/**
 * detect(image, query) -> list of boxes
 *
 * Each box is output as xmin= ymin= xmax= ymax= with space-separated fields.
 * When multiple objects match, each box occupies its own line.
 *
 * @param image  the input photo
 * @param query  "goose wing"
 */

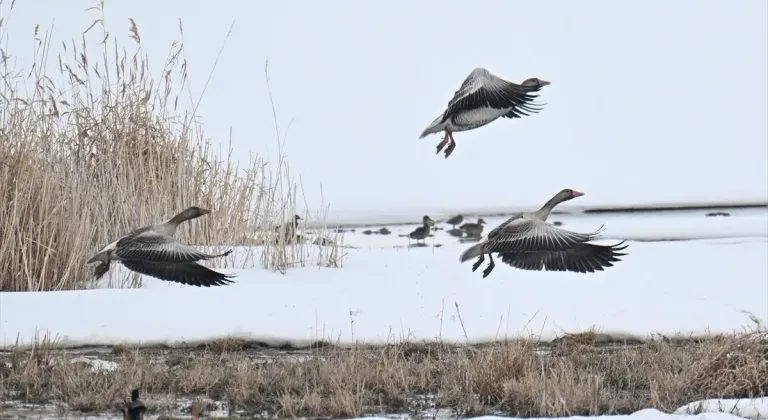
xmin=484 ymin=218 xmax=604 ymax=254
xmin=115 ymin=230 xmax=229 ymax=263
xmin=501 ymin=101 xmax=546 ymax=119
xmin=121 ymin=260 xmax=235 ymax=287
xmin=442 ymin=68 xmax=544 ymax=120
xmin=498 ymin=241 xmax=629 ymax=273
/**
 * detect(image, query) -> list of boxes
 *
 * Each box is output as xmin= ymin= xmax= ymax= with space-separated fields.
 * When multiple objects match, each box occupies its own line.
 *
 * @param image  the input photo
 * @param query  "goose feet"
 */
xmin=471 ymin=255 xmax=485 ymax=272
xmin=436 ymin=136 xmax=449 ymax=154
xmin=443 ymin=141 xmax=456 ymax=158
xmin=94 ymin=260 xmax=111 ymax=280
xmin=436 ymin=132 xmax=456 ymax=158
xmin=482 ymin=254 xmax=496 ymax=278
xmin=472 ymin=254 xmax=495 ymax=278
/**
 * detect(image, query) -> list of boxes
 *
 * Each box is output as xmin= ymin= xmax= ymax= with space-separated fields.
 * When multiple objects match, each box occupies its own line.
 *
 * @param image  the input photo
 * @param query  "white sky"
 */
xmin=3 ymin=0 xmax=767 ymax=217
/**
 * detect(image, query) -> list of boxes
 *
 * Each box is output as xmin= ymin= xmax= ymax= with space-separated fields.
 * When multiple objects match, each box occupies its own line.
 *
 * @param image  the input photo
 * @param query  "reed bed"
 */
xmin=0 ymin=1 xmax=341 ymax=291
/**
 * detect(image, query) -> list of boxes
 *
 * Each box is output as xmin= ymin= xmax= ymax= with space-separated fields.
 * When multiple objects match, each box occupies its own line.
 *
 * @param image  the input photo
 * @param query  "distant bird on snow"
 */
xmin=460 ymin=218 xmax=487 ymax=238
xmin=443 ymin=214 xmax=464 ymax=229
xmin=404 ymin=215 xmax=436 ymax=245
xmin=419 ymin=67 xmax=551 ymax=158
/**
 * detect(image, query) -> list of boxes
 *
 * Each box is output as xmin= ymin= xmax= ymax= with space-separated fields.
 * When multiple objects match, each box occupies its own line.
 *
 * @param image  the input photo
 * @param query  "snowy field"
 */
xmin=1 ymin=206 xmax=766 ymax=350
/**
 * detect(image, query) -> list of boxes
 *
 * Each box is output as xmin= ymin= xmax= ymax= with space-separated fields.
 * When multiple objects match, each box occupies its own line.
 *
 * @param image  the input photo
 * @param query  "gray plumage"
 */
xmin=444 ymin=214 xmax=464 ymax=228
xmin=420 ymin=67 xmax=551 ymax=158
xmin=275 ymin=214 xmax=302 ymax=243
xmin=87 ymin=206 xmax=234 ymax=287
xmin=459 ymin=189 xmax=628 ymax=278
xmin=407 ymin=215 xmax=436 ymax=244
xmin=459 ymin=218 xmax=487 ymax=237
xmin=122 ymin=389 xmax=146 ymax=420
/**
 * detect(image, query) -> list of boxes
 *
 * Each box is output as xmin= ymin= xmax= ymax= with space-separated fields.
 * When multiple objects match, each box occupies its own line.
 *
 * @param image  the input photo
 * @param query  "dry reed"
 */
xmin=0 ymin=2 xmax=341 ymax=291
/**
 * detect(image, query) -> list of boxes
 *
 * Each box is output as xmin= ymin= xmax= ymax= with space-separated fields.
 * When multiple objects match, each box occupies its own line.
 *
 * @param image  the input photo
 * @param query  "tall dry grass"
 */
xmin=0 ymin=2 xmax=341 ymax=291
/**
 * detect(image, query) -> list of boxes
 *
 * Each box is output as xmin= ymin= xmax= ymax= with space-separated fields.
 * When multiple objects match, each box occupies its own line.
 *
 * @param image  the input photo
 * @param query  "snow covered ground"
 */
xmin=674 ymin=397 xmax=768 ymax=420
xmin=1 ymin=207 xmax=766 ymax=350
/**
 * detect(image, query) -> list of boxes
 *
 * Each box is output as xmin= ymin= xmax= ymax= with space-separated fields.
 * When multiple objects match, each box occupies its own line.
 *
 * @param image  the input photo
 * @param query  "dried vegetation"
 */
xmin=0 ymin=2 xmax=341 ymax=291
xmin=0 ymin=332 xmax=765 ymax=418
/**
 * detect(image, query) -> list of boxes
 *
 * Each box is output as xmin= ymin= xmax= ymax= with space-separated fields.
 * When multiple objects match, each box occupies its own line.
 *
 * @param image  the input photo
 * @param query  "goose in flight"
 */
xmin=419 ymin=67 xmax=550 ymax=158
xmin=87 ymin=206 xmax=235 ymax=287
xmin=459 ymin=189 xmax=628 ymax=278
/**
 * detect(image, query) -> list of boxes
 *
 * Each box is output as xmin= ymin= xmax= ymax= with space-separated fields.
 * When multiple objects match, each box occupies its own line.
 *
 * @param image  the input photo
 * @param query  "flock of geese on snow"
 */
xmin=86 ymin=67 xmax=629 ymax=287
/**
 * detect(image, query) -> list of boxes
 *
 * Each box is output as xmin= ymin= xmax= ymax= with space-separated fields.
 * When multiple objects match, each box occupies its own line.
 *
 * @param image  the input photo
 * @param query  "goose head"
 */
xmin=168 ymin=206 xmax=211 ymax=225
xmin=555 ymin=188 xmax=584 ymax=204
xmin=521 ymin=77 xmax=551 ymax=90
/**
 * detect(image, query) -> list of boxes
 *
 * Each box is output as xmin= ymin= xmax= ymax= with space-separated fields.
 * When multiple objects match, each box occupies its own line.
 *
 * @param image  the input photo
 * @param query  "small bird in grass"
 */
xmin=121 ymin=389 xmax=146 ymax=420
xmin=275 ymin=214 xmax=302 ymax=243
xmin=419 ymin=67 xmax=551 ymax=158
xmin=459 ymin=189 xmax=629 ymax=278
xmin=87 ymin=206 xmax=235 ymax=287
xmin=405 ymin=215 xmax=436 ymax=245
xmin=459 ymin=218 xmax=487 ymax=238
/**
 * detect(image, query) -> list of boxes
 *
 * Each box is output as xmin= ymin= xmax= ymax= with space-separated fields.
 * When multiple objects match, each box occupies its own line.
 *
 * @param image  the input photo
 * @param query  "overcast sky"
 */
xmin=3 ymin=0 xmax=767 ymax=218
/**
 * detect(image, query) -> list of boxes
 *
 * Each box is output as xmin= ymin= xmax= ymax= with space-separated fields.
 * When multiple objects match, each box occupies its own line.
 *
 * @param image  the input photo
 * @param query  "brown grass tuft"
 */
xmin=0 ymin=3 xmax=341 ymax=291
xmin=689 ymin=333 xmax=768 ymax=398
xmin=204 ymin=337 xmax=245 ymax=353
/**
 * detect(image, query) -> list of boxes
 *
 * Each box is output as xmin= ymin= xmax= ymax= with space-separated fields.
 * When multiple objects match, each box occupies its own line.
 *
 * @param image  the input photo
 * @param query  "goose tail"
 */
xmin=459 ymin=241 xmax=487 ymax=263
xmin=86 ymin=251 xmax=107 ymax=264
xmin=419 ymin=114 xmax=446 ymax=139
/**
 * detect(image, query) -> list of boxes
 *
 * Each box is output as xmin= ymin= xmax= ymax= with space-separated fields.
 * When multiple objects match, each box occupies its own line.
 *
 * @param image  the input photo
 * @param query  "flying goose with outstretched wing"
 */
xmin=419 ymin=67 xmax=550 ymax=158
